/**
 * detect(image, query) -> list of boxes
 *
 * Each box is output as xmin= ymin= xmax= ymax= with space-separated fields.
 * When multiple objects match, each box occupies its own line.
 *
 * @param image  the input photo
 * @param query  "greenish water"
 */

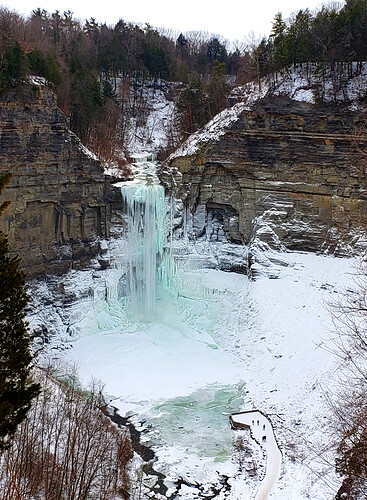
xmin=147 ymin=382 xmax=246 ymax=462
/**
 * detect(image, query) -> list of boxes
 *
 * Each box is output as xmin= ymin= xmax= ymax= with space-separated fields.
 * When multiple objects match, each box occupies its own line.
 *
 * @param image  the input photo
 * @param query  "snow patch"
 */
xmin=79 ymin=142 xmax=100 ymax=162
xmin=28 ymin=75 xmax=47 ymax=87
xmin=169 ymin=101 xmax=248 ymax=160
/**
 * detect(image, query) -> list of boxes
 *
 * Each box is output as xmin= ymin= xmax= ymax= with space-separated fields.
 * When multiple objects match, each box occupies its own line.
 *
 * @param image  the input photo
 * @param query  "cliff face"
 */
xmin=0 ymin=81 xmax=111 ymax=277
xmin=163 ymin=97 xmax=367 ymax=254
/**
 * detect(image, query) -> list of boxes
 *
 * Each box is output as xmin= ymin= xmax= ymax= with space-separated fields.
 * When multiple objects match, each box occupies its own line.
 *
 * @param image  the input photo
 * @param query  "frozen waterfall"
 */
xmin=121 ymin=179 xmax=168 ymax=321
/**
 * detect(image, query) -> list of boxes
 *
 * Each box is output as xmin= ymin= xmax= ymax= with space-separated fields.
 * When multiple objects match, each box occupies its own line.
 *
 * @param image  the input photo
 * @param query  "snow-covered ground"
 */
xmin=119 ymin=79 xmax=181 ymax=158
xmin=33 ymin=240 xmax=358 ymax=499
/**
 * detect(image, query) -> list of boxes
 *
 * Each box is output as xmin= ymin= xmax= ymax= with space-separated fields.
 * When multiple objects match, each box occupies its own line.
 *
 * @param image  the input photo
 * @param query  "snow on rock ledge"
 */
xmin=169 ymin=101 xmax=249 ymax=160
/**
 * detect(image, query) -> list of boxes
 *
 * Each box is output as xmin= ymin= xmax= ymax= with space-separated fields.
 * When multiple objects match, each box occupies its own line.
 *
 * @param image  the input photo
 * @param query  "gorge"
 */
xmin=0 ymin=73 xmax=366 ymax=499
xmin=2 ymin=78 xmax=366 ymax=280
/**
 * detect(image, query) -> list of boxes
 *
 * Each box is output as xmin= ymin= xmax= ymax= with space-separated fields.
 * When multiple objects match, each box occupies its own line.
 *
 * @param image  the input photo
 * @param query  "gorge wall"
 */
xmin=0 ymin=80 xmax=111 ymax=277
xmin=163 ymin=96 xmax=367 ymax=255
xmin=2 ymin=82 xmax=367 ymax=280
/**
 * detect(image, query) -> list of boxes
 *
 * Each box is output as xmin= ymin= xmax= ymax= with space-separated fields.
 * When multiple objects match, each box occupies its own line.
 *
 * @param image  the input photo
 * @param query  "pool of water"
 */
xmin=147 ymin=382 xmax=246 ymax=462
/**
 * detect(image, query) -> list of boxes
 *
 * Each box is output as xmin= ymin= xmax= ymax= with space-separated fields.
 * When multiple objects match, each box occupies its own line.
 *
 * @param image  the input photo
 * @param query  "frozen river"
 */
xmin=63 ymin=265 xmax=252 ymax=497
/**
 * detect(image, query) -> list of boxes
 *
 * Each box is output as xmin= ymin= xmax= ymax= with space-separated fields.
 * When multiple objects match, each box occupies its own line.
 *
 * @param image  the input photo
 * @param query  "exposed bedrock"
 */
xmin=162 ymin=97 xmax=367 ymax=254
xmin=0 ymin=82 xmax=114 ymax=277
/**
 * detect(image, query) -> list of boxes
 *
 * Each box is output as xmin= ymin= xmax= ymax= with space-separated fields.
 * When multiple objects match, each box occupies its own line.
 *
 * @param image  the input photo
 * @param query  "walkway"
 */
xmin=230 ymin=410 xmax=282 ymax=500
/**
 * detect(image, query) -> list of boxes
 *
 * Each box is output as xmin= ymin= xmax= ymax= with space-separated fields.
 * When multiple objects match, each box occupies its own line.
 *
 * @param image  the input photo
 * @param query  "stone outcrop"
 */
xmin=162 ymin=96 xmax=367 ymax=254
xmin=0 ymin=81 xmax=111 ymax=277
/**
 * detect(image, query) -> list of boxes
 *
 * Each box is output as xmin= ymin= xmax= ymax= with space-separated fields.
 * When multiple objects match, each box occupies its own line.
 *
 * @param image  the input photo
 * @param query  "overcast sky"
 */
xmin=6 ymin=0 xmax=339 ymax=42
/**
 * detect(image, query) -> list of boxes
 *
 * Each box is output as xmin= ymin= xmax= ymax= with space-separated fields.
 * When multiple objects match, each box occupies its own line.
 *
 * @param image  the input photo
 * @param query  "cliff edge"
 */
xmin=0 ymin=79 xmax=111 ymax=277
xmin=163 ymin=95 xmax=367 ymax=255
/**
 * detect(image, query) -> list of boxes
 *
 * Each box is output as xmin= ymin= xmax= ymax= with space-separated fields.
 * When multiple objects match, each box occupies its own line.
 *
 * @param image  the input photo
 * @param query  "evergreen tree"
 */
xmin=271 ymin=12 xmax=287 ymax=38
xmin=0 ymin=41 xmax=29 ymax=92
xmin=270 ymin=12 xmax=289 ymax=70
xmin=142 ymin=41 xmax=171 ymax=78
xmin=142 ymin=26 xmax=172 ymax=79
xmin=28 ymin=49 xmax=62 ymax=86
xmin=293 ymin=10 xmax=314 ymax=63
xmin=206 ymin=61 xmax=229 ymax=117
xmin=177 ymin=73 xmax=209 ymax=135
xmin=251 ymin=37 xmax=272 ymax=80
xmin=206 ymin=37 xmax=228 ymax=67
xmin=176 ymin=33 xmax=189 ymax=62
xmin=0 ymin=174 xmax=40 ymax=450
xmin=344 ymin=0 xmax=367 ymax=62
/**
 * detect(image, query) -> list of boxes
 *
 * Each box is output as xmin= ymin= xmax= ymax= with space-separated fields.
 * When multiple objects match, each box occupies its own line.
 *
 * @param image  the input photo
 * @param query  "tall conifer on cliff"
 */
xmin=0 ymin=173 xmax=39 ymax=450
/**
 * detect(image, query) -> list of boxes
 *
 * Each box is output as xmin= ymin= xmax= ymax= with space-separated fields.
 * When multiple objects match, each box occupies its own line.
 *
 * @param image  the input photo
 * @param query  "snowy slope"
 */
xmin=120 ymin=79 xmax=181 ymax=158
xmin=169 ymin=62 xmax=367 ymax=161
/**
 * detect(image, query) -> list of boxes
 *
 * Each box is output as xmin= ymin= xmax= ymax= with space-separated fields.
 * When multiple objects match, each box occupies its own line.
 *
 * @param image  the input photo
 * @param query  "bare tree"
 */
xmin=0 ymin=365 xmax=133 ymax=500
xmin=327 ymin=258 xmax=367 ymax=499
xmin=245 ymin=31 xmax=265 ymax=90
xmin=0 ymin=8 xmax=28 ymax=52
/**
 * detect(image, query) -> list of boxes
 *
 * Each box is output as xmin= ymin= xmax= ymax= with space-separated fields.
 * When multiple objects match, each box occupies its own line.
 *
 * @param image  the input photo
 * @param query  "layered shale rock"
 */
xmin=0 ymin=80 xmax=111 ymax=277
xmin=162 ymin=96 xmax=367 ymax=255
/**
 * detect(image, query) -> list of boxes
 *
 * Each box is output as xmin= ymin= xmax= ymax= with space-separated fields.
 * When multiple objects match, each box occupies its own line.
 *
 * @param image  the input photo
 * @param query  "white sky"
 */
xmin=6 ymin=0 xmax=340 ymax=42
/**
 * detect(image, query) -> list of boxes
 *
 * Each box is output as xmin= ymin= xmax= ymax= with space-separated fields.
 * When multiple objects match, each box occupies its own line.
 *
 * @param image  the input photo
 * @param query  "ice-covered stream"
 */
xmin=32 ymin=157 xmax=359 ymax=498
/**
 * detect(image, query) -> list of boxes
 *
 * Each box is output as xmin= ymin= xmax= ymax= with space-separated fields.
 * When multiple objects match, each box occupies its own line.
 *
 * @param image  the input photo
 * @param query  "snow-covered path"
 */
xmin=231 ymin=411 xmax=282 ymax=500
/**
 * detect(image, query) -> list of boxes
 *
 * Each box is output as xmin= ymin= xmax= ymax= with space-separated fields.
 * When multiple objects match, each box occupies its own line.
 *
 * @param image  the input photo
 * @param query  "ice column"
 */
xmin=121 ymin=182 xmax=166 ymax=320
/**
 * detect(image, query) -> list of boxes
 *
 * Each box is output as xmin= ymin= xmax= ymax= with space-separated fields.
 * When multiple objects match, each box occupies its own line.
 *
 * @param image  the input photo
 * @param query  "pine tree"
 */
xmin=206 ymin=37 xmax=228 ymax=67
xmin=270 ymin=12 xmax=290 ymax=70
xmin=0 ymin=41 xmax=29 ymax=92
xmin=176 ymin=33 xmax=188 ymax=62
xmin=207 ymin=61 xmax=229 ymax=118
xmin=0 ymin=174 xmax=40 ymax=450
xmin=271 ymin=12 xmax=287 ymax=38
